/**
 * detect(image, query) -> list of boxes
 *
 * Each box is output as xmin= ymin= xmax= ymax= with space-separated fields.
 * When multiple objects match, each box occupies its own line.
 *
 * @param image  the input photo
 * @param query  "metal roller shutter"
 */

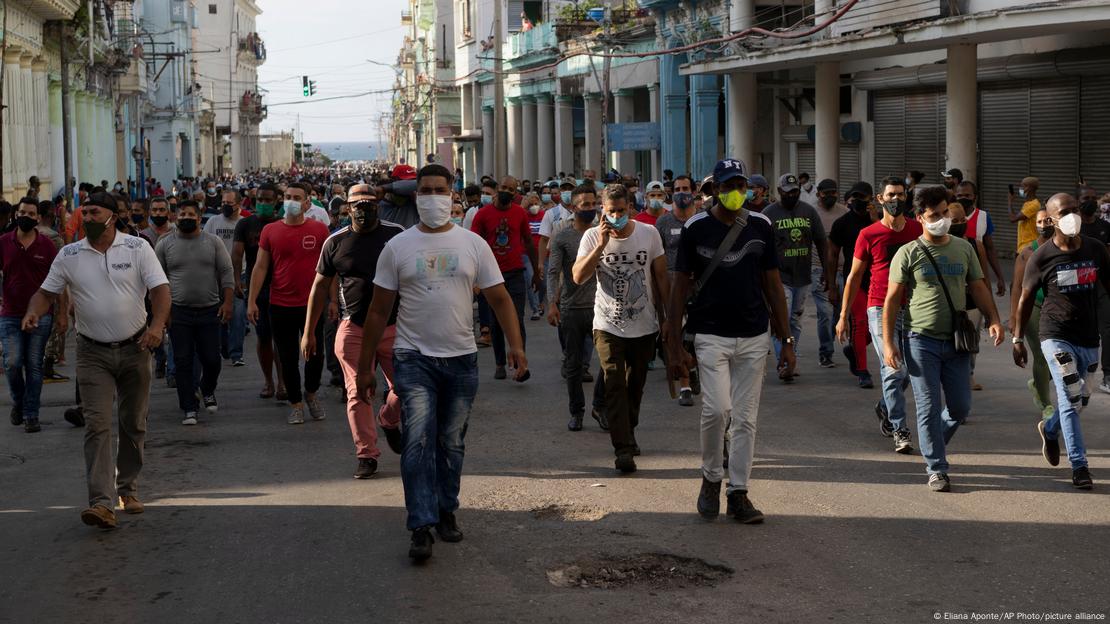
xmin=839 ymin=144 xmax=860 ymax=186
xmin=1080 ymin=76 xmax=1110 ymax=194
xmin=872 ymin=91 xmax=905 ymax=187
xmin=904 ymin=91 xmax=945 ymax=185
xmin=1029 ymin=78 xmax=1080 ymax=199
xmin=978 ymin=83 xmax=1029 ymax=258
xmin=797 ymin=144 xmax=815 ymax=181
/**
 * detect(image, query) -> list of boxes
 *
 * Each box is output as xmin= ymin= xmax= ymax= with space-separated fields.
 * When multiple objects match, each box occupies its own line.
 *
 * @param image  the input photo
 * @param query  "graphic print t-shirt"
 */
xmin=470 ymin=204 xmax=529 ymax=273
xmin=576 ymin=221 xmax=665 ymax=338
xmin=854 ymin=218 xmax=923 ymax=308
xmin=1022 ymin=236 xmax=1110 ymax=348
xmin=761 ymin=200 xmax=826 ymax=287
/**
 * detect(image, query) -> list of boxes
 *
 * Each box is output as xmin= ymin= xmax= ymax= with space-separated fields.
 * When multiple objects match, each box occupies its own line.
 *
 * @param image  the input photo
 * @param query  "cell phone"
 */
xmin=1008 ymin=184 xmax=1015 ymax=195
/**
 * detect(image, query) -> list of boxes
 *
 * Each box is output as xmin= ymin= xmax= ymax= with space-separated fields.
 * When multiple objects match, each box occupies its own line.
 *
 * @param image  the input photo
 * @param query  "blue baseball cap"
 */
xmin=749 ymin=174 xmax=769 ymax=189
xmin=713 ymin=159 xmax=748 ymax=184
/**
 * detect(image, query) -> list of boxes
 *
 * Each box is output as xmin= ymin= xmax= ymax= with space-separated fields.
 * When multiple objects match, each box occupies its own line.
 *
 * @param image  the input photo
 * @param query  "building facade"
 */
xmin=392 ymin=0 xmax=458 ymax=169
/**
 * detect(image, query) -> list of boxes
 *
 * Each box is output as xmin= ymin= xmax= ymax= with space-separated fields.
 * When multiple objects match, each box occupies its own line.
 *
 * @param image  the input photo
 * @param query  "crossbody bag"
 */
xmin=914 ymin=239 xmax=980 ymax=354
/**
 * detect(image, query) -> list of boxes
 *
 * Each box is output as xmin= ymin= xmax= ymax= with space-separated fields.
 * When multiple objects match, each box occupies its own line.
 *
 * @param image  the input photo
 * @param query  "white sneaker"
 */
xmin=306 ymin=395 xmax=326 ymax=421
xmin=1100 ymin=377 xmax=1110 ymax=395
xmin=288 ymin=407 xmax=305 ymax=425
xmin=182 ymin=412 xmax=198 ymax=426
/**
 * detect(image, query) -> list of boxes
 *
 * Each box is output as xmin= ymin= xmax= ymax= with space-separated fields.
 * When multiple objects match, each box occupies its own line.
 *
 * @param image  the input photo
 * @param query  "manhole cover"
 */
xmin=547 ymin=553 xmax=733 ymax=589
xmin=0 ymin=453 xmax=26 ymax=467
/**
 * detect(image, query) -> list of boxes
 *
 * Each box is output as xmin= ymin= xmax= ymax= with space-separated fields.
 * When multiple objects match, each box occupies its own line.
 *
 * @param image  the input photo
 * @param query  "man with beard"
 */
xmin=233 ymin=182 xmax=285 ymax=400
xmin=942 ymin=168 xmax=963 ymax=192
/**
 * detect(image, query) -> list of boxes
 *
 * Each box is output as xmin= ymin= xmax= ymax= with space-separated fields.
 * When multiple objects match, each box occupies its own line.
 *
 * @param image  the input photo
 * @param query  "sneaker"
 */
xmin=118 ymin=495 xmax=144 ymax=514
xmin=1072 ymin=466 xmax=1093 ymax=490
xmin=875 ymin=401 xmax=893 ymax=437
xmin=354 ymin=458 xmax=378 ymax=479
xmin=858 ymin=373 xmax=874 ymax=389
xmin=689 ymin=368 xmax=701 ymax=395
xmin=1042 ymin=404 xmax=1056 ymax=420
xmin=435 ymin=511 xmax=464 ymax=542
xmin=727 ymin=491 xmax=764 ymax=524
xmin=972 ymin=378 xmax=983 ymax=391
xmin=697 ymin=477 xmax=721 ymax=519
xmin=166 ymin=375 xmax=176 ymax=388
xmin=893 ymin=429 xmax=914 ymax=454
xmin=646 ymin=359 xmax=657 ymax=371
xmin=43 ymin=371 xmax=69 ymax=383
xmin=24 ymin=420 xmax=41 ymax=433
xmin=615 ymin=454 xmax=637 ymax=474
xmin=276 ymin=389 xmax=288 ymax=402
xmin=306 ymin=395 xmax=326 ymax=421
xmin=567 ymin=414 xmax=583 ymax=431
xmin=819 ymin=355 xmax=836 ymax=368
xmin=232 ymin=359 xmax=246 ymax=367
xmin=494 ymin=366 xmax=507 ymax=380
xmin=1037 ymin=420 xmax=1060 ymax=467
xmin=203 ymin=395 xmax=218 ymax=414
xmin=530 ymin=311 xmax=542 ymax=321
xmin=409 ymin=527 xmax=435 ymax=561
xmin=591 ymin=407 xmax=610 ymax=431
xmin=1100 ymin=377 xmax=1110 ymax=395
xmin=383 ymin=426 xmax=403 ymax=454
xmin=80 ymin=504 xmax=118 ymax=530
xmin=678 ymin=388 xmax=695 ymax=407
xmin=928 ymin=473 xmax=951 ymax=492
xmin=582 ymin=371 xmax=594 ymax=383
xmin=63 ymin=407 xmax=85 ymax=428
xmin=287 ymin=407 xmax=305 ymax=425
xmin=9 ymin=405 xmax=22 ymax=427
xmin=182 ymin=412 xmax=198 ymax=426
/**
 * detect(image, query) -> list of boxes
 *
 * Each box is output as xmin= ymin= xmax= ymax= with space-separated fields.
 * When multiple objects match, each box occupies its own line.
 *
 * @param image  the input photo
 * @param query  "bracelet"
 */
xmin=1011 ymin=336 xmax=1024 ymax=344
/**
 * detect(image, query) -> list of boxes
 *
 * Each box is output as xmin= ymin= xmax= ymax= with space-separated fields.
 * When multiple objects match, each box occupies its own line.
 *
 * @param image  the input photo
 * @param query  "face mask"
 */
xmin=481 ymin=194 xmax=493 ymax=205
xmin=450 ymin=216 xmax=463 ymax=226
xmin=923 ymin=217 xmax=952 ymax=237
xmin=948 ymin=222 xmax=968 ymax=238
xmin=84 ymin=216 xmax=112 ymax=241
xmin=255 ymin=202 xmax=275 ymax=219
xmin=561 ymin=191 xmax=572 ymax=204
xmin=1079 ymin=200 xmax=1098 ymax=217
xmin=745 ymin=190 xmax=756 ymax=202
xmin=648 ymin=198 xmax=663 ymax=211
xmin=541 ymin=194 xmax=551 ymax=204
xmin=1018 ymin=188 xmax=1027 ymax=199
xmin=16 ymin=216 xmax=37 ymax=233
xmin=131 ymin=214 xmax=145 ymax=225
xmin=882 ymin=200 xmax=905 ymax=218
xmin=496 ymin=191 xmax=514 ymax=208
xmin=351 ymin=202 xmax=378 ymax=229
xmin=605 ymin=213 xmax=629 ymax=230
xmin=577 ymin=209 xmax=597 ymax=222
xmin=177 ymin=218 xmax=199 ymax=234
xmin=957 ymin=198 xmax=975 ymax=211
xmin=849 ymin=198 xmax=869 ymax=214
xmin=1057 ymin=212 xmax=1082 ymax=237
xmin=207 ymin=188 xmax=216 ymax=196
xmin=904 ymin=177 xmax=912 ymax=187
xmin=820 ymin=195 xmax=838 ymax=209
xmin=416 ymin=194 xmax=453 ymax=228
xmin=221 ymin=204 xmax=236 ymax=218
xmin=1038 ymin=225 xmax=1055 ymax=239
xmin=528 ymin=205 xmax=540 ymax=215
xmin=780 ymin=194 xmax=799 ymax=209
xmin=719 ymin=190 xmax=747 ymax=212
xmin=283 ymin=199 xmax=303 ymax=218
xmin=151 ymin=215 xmax=168 ymax=227
xmin=672 ymin=192 xmax=693 ymax=211
xmin=113 ymin=184 xmax=123 ymax=192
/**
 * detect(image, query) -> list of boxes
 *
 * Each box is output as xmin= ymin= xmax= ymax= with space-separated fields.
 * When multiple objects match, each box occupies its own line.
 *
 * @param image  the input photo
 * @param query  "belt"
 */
xmin=78 ymin=328 xmax=146 ymax=349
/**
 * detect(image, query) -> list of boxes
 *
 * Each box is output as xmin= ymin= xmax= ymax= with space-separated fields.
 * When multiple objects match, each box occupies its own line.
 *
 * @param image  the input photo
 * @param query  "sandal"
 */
xmin=275 ymin=389 xmax=288 ymax=402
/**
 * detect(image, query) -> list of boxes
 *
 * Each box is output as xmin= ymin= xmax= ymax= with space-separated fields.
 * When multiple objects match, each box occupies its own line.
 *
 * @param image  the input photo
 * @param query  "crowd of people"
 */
xmin=2 ymin=156 xmax=1109 ymax=562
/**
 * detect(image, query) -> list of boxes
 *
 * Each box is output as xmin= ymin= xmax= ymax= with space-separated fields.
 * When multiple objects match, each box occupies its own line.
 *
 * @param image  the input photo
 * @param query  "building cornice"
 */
xmin=12 ymin=0 xmax=81 ymax=21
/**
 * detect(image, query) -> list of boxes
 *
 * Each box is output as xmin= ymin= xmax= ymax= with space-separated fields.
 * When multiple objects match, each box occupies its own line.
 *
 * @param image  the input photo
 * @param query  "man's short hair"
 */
xmin=131 ymin=198 xmax=150 ymax=211
xmin=257 ymin=182 xmax=278 ymax=195
xmin=222 ymin=188 xmax=241 ymax=202
xmin=463 ymin=184 xmax=481 ymax=196
xmin=913 ymin=185 xmax=949 ymax=214
xmin=286 ymin=181 xmax=311 ymax=196
xmin=17 ymin=196 xmax=37 ymax=209
xmin=879 ymin=176 xmax=906 ymax=193
xmin=177 ymin=200 xmax=201 ymax=215
xmin=38 ymin=200 xmax=54 ymax=218
xmin=956 ymin=180 xmax=978 ymax=195
xmin=601 ymin=184 xmax=629 ymax=204
xmin=571 ymin=184 xmax=596 ymax=200
xmin=908 ymin=171 xmax=925 ymax=184
xmin=417 ymin=164 xmax=454 ymax=185
xmin=1022 ymin=176 xmax=1040 ymax=189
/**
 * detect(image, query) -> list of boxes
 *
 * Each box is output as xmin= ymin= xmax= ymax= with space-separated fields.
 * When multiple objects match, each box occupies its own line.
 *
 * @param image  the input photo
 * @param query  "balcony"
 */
xmin=239 ymin=91 xmax=266 ymax=123
xmin=117 ymin=56 xmax=148 ymax=95
xmin=506 ymin=21 xmax=558 ymax=59
xmin=238 ymin=32 xmax=267 ymax=65
xmin=401 ymin=9 xmax=412 ymax=25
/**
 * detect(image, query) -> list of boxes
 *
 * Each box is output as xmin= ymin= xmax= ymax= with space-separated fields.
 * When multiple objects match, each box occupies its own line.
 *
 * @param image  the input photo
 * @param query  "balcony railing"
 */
xmin=238 ymin=32 xmax=267 ymax=63
xmin=506 ymin=21 xmax=557 ymax=59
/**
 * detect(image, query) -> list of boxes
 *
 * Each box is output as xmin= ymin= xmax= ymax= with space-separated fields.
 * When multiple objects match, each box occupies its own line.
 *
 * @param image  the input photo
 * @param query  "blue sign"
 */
xmin=607 ymin=122 xmax=661 ymax=152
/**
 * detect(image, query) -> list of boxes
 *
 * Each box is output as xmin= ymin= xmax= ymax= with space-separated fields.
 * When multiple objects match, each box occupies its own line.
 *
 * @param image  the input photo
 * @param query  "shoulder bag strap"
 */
xmin=914 ymin=238 xmax=958 ymax=317
xmin=695 ymin=210 xmax=749 ymax=293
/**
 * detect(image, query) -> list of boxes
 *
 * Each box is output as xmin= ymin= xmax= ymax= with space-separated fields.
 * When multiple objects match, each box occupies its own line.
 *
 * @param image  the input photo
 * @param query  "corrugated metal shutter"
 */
xmin=797 ymin=144 xmax=815 ymax=180
xmin=872 ymin=91 xmax=905 ymax=188
xmin=978 ymin=83 xmax=1029 ymax=259
xmin=1030 ymin=78 xmax=1079 ymax=200
xmin=840 ymin=144 xmax=860 ymax=185
xmin=904 ymin=91 xmax=945 ymax=185
xmin=1080 ymin=76 xmax=1110 ymax=193
xmin=508 ymin=0 xmax=524 ymax=32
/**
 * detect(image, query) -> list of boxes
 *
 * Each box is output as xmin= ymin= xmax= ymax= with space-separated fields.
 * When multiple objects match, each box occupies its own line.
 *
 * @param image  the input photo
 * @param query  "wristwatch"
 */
xmin=1012 ymin=336 xmax=1024 ymax=345
xmin=782 ymin=337 xmax=796 ymax=346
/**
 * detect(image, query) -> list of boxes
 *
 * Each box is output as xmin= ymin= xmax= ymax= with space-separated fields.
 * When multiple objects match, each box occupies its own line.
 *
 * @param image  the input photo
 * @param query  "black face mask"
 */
xmin=221 ymin=204 xmax=236 ymax=218
xmin=576 ymin=209 xmax=597 ymax=222
xmin=1039 ymin=225 xmax=1055 ymax=239
xmin=131 ymin=214 xmax=145 ymax=224
xmin=497 ymin=191 xmax=514 ymax=208
xmin=672 ymin=192 xmax=693 ymax=211
xmin=351 ymin=202 xmax=378 ymax=231
xmin=957 ymin=197 xmax=975 ymax=211
xmin=882 ymin=200 xmax=907 ymax=217
xmin=849 ymin=198 xmax=870 ymax=214
xmin=151 ymin=215 xmax=168 ymax=227
xmin=1080 ymin=200 xmax=1098 ymax=217
xmin=16 ymin=216 xmax=37 ymax=233
xmin=820 ymin=194 xmax=838 ymax=209
xmin=177 ymin=218 xmax=198 ymax=233
xmin=949 ymin=222 xmax=968 ymax=239
xmin=780 ymin=194 xmax=800 ymax=209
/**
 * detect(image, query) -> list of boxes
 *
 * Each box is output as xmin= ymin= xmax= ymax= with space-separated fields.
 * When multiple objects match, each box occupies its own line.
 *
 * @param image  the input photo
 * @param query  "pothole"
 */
xmin=531 ymin=503 xmax=607 ymax=522
xmin=0 ymin=453 xmax=25 ymax=467
xmin=546 ymin=553 xmax=733 ymax=590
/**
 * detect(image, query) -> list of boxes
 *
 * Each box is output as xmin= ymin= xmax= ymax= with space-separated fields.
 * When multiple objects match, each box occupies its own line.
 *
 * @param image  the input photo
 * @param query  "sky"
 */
xmin=256 ymin=0 xmax=409 ymax=143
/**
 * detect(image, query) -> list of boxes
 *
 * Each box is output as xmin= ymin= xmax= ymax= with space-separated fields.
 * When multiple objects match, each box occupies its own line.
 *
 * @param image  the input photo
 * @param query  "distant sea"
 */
xmin=310 ymin=141 xmax=386 ymax=162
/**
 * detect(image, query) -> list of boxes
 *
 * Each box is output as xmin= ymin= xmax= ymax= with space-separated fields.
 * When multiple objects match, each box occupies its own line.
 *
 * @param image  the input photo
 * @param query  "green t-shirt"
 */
xmin=890 ymin=235 xmax=984 ymax=340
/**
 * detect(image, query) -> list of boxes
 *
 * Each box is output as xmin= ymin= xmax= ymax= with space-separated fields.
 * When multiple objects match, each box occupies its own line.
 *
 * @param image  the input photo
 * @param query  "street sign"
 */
xmin=606 ymin=122 xmax=660 ymax=151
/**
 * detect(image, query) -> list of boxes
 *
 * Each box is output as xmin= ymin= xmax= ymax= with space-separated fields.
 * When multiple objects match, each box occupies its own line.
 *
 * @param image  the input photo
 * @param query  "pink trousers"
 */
xmin=334 ymin=320 xmax=402 ymax=459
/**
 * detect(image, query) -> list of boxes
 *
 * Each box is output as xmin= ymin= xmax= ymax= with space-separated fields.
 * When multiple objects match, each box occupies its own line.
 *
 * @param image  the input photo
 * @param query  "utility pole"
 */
xmin=600 ymin=15 xmax=612 ymax=174
xmin=492 ymin=0 xmax=506 ymax=179
xmin=0 ymin=0 xmax=8 ymax=192
xmin=61 ymin=23 xmax=74 ymax=215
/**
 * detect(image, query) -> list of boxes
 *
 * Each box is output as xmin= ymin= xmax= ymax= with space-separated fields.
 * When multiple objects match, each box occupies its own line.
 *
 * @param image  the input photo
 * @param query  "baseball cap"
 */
xmin=941 ymin=168 xmax=963 ymax=179
xmin=712 ymin=159 xmax=748 ymax=184
xmin=816 ymin=178 xmax=838 ymax=192
xmin=645 ymin=180 xmax=665 ymax=192
xmin=748 ymin=174 xmax=769 ymax=189
xmin=845 ymin=181 xmax=873 ymax=200
xmin=778 ymin=173 xmax=800 ymax=192
xmin=560 ymin=177 xmax=577 ymax=188
xmin=391 ymin=164 xmax=417 ymax=180
xmin=347 ymin=184 xmax=377 ymax=202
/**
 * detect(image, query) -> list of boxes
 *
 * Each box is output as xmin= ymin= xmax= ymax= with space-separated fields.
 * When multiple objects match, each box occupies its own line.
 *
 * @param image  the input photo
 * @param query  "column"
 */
xmin=946 ymin=43 xmax=977 ymax=185
xmin=481 ymin=105 xmax=494 ymax=176
xmin=555 ymin=95 xmax=574 ymax=176
xmin=506 ymin=96 xmax=521 ymax=179
xmin=535 ymin=93 xmax=554 ymax=181
xmin=65 ymin=88 xmax=78 ymax=189
xmin=17 ymin=53 xmax=35 ymax=196
xmin=659 ymin=53 xmax=688 ymax=176
xmin=647 ymin=83 xmax=661 ymax=181
xmin=584 ymin=92 xmax=602 ymax=175
xmin=689 ymin=74 xmax=719 ymax=179
xmin=0 ymin=46 xmax=18 ymax=198
xmin=460 ymin=84 xmax=471 ymax=134
xmin=814 ymin=61 xmax=840 ymax=182
xmin=730 ymin=0 xmax=755 ymax=32
xmin=472 ymin=84 xmax=483 ymax=130
xmin=49 ymin=80 xmax=64 ymax=194
xmin=32 ymin=58 xmax=50 ymax=190
xmin=521 ymin=95 xmax=537 ymax=182
xmin=726 ymin=72 xmax=757 ymax=168
xmin=612 ymin=89 xmax=636 ymax=176
xmin=75 ymin=92 xmax=90 ymax=186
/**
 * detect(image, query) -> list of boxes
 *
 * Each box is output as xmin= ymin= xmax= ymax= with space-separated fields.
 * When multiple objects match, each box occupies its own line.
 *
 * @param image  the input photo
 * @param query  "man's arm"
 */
xmin=836 ymin=257 xmax=868 ymax=342
xmin=651 ymin=254 xmax=671 ymax=340
xmin=826 ymin=241 xmax=842 ymax=303
xmin=968 ymin=279 xmax=1004 ymax=346
xmin=301 ymin=273 xmax=335 ymax=359
xmin=140 ymin=284 xmax=171 ymax=349
xmin=22 ymin=288 xmax=61 ymax=331
xmin=522 ymin=224 xmax=540 ymax=289
xmin=1012 ymin=285 xmax=1037 ymax=368
xmin=881 ymin=281 xmax=907 ymax=370
xmin=974 ymin=240 xmax=993 ymax=296
xmin=666 ymin=271 xmax=694 ymax=381
xmin=546 ymin=236 xmax=564 ymax=326
xmin=760 ymin=268 xmax=796 ymax=376
xmin=247 ymin=248 xmax=271 ymax=323
xmin=356 ymin=285 xmax=397 ymax=402
xmin=572 ymin=227 xmax=607 ymax=285
xmin=485 ymin=282 xmax=528 ymax=379
xmin=981 ymin=233 xmax=1007 ymax=295
xmin=232 ymin=240 xmax=246 ymax=297
xmin=214 ymin=239 xmax=235 ymax=323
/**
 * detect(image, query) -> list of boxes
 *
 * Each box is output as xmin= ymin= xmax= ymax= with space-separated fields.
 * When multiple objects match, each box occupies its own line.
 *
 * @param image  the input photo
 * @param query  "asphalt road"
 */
xmin=2 ymin=304 xmax=1109 ymax=623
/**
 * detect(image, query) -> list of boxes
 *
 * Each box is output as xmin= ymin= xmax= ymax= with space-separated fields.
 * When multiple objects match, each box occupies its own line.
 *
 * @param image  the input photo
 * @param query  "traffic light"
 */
xmin=302 ymin=75 xmax=309 ymax=97
xmin=309 ymin=80 xmax=317 ymax=96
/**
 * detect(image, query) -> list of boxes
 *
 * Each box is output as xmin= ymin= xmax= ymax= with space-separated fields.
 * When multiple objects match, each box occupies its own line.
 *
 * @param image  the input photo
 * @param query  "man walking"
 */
xmin=302 ymin=184 xmax=404 ymax=479
xmin=1009 ymin=176 xmax=1042 ymax=252
xmin=812 ymin=178 xmax=847 ymax=370
xmin=1076 ymin=187 xmax=1110 ymax=394
xmin=667 ymin=158 xmax=796 ymax=524
xmin=23 ymin=191 xmax=170 ymax=529
xmin=156 ymin=201 xmax=235 ymax=425
xmin=828 ymin=182 xmax=877 ymax=387
xmin=204 ymin=187 xmax=247 ymax=366
xmin=235 ymin=183 xmax=285 ymax=400
xmin=355 ymin=164 xmax=527 ymax=562
xmin=656 ymin=179 xmax=701 ymax=406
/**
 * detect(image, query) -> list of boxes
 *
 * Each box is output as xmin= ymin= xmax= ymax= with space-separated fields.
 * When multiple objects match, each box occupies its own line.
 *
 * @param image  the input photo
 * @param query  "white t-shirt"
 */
xmin=538 ymin=204 xmax=570 ymax=239
xmin=40 ymin=233 xmax=169 ymax=342
xmin=203 ymin=213 xmax=241 ymax=256
xmin=462 ymin=205 xmax=482 ymax=231
xmin=374 ymin=224 xmax=504 ymax=357
xmin=576 ymin=221 xmax=665 ymax=338
xmin=306 ymin=204 xmax=331 ymax=226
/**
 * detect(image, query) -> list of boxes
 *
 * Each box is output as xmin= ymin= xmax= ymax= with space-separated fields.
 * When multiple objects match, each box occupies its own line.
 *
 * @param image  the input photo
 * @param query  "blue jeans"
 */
xmin=523 ymin=253 xmax=541 ymax=314
xmin=867 ymin=306 xmax=910 ymax=431
xmin=905 ymin=332 xmax=972 ymax=475
xmin=810 ymin=266 xmax=834 ymax=359
xmin=773 ymin=284 xmax=808 ymax=359
xmin=491 ymin=269 xmax=527 ymax=367
xmin=393 ymin=348 xmax=479 ymax=530
xmin=219 ymin=296 xmax=246 ymax=361
xmin=168 ymin=304 xmax=223 ymax=412
xmin=0 ymin=314 xmax=52 ymax=422
xmin=1042 ymin=339 xmax=1099 ymax=469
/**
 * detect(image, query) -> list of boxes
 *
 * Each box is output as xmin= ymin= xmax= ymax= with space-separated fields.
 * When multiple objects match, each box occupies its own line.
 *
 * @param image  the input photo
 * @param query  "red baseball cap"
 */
xmin=391 ymin=164 xmax=417 ymax=180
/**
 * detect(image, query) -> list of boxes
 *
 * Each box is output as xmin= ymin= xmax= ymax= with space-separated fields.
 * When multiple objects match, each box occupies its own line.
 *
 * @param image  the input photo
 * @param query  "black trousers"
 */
xmin=269 ymin=304 xmax=324 ymax=405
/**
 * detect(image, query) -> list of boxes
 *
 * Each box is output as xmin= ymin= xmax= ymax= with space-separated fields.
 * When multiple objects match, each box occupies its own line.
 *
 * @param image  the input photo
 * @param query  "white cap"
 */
xmin=645 ymin=180 xmax=665 ymax=192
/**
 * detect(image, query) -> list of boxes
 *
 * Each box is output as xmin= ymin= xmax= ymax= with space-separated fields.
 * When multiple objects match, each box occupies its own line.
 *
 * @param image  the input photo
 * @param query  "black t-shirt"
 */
xmin=234 ymin=215 xmax=276 ymax=292
xmin=1080 ymin=219 xmax=1110 ymax=246
xmin=829 ymin=209 xmax=874 ymax=287
xmin=675 ymin=210 xmax=779 ymax=338
xmin=316 ymin=223 xmax=404 ymax=326
xmin=1022 ymin=236 xmax=1110 ymax=348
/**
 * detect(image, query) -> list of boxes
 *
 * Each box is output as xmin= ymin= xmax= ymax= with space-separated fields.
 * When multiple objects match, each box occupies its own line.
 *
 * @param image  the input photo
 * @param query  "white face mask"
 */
xmin=416 ymin=194 xmax=453 ymax=228
xmin=924 ymin=216 xmax=952 ymax=237
xmin=283 ymin=199 xmax=303 ymax=217
xmin=528 ymin=205 xmax=540 ymax=215
xmin=1057 ymin=212 xmax=1082 ymax=237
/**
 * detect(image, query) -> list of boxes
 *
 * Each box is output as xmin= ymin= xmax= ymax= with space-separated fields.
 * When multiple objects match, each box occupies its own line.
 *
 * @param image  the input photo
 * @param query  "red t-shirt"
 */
xmin=0 ymin=231 xmax=58 ymax=317
xmin=853 ymin=218 xmax=923 ymax=308
xmin=527 ymin=209 xmax=544 ymax=247
xmin=633 ymin=211 xmax=659 ymax=226
xmin=471 ymin=204 xmax=529 ymax=273
xmin=259 ymin=219 xmax=331 ymax=307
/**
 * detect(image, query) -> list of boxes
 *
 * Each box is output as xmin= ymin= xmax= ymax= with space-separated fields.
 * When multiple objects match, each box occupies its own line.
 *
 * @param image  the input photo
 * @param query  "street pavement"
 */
xmin=2 ymin=300 xmax=1109 ymax=623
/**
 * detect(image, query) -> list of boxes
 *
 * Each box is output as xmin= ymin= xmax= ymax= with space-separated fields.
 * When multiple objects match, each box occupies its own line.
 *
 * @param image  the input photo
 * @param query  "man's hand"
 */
xmin=248 ymin=301 xmax=260 ymax=324
xmin=996 ymin=280 xmax=1007 ymax=297
xmin=598 ymin=219 xmax=612 ymax=247
xmin=234 ymin=280 xmax=245 ymax=299
xmin=777 ymin=343 xmax=797 ymax=378
xmin=217 ymin=300 xmax=233 ymax=324
xmin=139 ymin=324 xmax=164 ymax=350
xmin=357 ymin=368 xmax=377 ymax=404
xmin=327 ymin=301 xmax=340 ymax=323
xmin=547 ymin=306 xmax=560 ymax=327
xmin=988 ymin=322 xmax=1005 ymax=347
xmin=53 ymin=314 xmax=68 ymax=336
xmin=835 ymin=317 xmax=850 ymax=344
xmin=531 ymin=272 xmax=543 ymax=292
xmin=1012 ymin=341 xmax=1028 ymax=368
xmin=883 ymin=342 xmax=901 ymax=370
xmin=21 ymin=311 xmax=40 ymax=333
xmin=508 ymin=348 xmax=529 ymax=381
xmin=301 ymin=332 xmax=316 ymax=361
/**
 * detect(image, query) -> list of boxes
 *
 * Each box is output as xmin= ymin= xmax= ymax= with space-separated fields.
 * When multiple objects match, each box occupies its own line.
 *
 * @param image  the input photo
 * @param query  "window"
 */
xmin=458 ymin=0 xmax=473 ymax=41
xmin=208 ymin=4 xmax=217 ymax=14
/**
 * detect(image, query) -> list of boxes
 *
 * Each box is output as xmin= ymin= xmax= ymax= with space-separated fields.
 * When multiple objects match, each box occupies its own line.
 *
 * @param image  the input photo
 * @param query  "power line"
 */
xmin=265 ymin=25 xmax=405 ymax=53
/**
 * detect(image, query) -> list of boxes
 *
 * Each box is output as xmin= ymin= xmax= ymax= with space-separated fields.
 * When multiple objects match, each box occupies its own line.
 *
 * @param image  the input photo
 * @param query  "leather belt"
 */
xmin=78 ymin=328 xmax=146 ymax=348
